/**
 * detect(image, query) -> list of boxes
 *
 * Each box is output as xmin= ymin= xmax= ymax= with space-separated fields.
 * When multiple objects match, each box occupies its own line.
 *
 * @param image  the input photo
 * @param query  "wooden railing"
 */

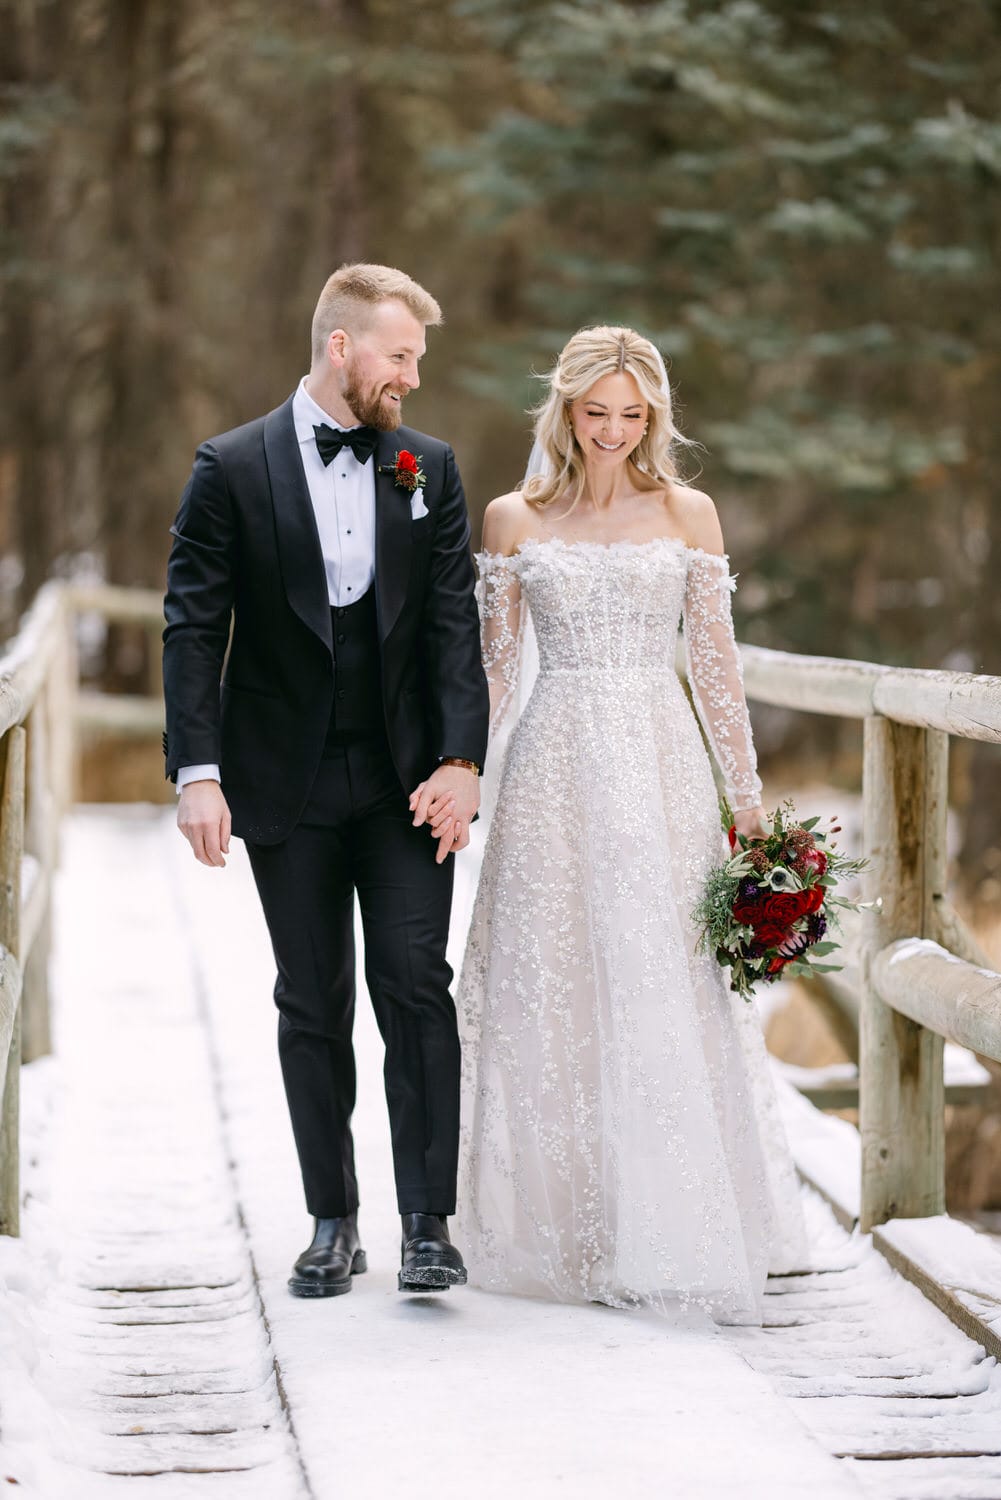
xmin=0 ymin=581 xmax=163 ymax=1234
xmin=738 ymin=645 xmax=1001 ymax=1233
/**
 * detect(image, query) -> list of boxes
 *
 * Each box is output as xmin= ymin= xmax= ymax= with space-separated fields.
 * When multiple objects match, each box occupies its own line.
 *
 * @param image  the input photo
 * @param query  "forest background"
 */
xmin=2 ymin=0 xmax=999 ymax=893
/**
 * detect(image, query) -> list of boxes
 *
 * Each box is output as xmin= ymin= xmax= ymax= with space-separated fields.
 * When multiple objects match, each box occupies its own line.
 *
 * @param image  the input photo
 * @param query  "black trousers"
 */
xmin=246 ymin=735 xmax=459 ymax=1218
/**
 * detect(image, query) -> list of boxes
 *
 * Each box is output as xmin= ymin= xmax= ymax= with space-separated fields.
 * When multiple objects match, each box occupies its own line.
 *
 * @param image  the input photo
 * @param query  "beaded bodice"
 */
xmin=476 ymin=534 xmax=762 ymax=811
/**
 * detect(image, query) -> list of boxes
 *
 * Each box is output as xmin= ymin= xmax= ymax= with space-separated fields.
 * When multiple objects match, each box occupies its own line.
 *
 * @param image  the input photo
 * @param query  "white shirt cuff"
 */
xmin=176 ymin=764 xmax=221 ymax=794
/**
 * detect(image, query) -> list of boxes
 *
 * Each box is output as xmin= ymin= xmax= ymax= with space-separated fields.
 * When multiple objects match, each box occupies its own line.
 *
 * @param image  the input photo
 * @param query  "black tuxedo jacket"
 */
xmin=162 ymin=396 xmax=489 ymax=845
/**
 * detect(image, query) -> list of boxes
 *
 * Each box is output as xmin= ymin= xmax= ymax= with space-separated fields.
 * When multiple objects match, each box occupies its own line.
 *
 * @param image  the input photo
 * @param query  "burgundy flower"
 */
xmin=797 ymin=847 xmax=828 ymax=877
xmin=733 ymin=894 xmax=763 ymax=926
xmin=751 ymin=919 xmax=794 ymax=946
xmin=758 ymin=890 xmax=816 ymax=927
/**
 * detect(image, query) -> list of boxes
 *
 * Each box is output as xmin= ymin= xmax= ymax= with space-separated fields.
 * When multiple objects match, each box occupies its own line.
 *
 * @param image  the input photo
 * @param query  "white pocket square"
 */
xmin=410 ymin=490 xmax=429 ymax=520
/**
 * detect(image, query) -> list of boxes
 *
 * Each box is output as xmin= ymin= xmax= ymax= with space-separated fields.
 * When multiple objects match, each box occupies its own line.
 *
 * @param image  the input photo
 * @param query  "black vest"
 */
xmin=325 ymin=587 xmax=383 ymax=745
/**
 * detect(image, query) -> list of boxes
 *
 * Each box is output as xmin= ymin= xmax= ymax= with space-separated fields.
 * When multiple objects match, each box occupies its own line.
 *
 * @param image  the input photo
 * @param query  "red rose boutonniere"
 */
xmin=380 ymin=449 xmax=426 ymax=493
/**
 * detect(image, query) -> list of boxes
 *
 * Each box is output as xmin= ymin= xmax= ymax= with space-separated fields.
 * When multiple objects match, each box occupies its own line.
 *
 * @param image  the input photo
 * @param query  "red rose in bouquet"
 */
xmin=751 ymin=919 xmax=795 ymax=947
xmin=732 ymin=895 xmax=760 ymax=926
xmin=759 ymin=889 xmax=821 ymax=926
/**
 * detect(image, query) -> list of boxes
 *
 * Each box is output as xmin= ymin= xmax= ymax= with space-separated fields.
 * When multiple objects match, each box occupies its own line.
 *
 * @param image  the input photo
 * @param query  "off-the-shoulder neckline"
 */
xmin=476 ymin=534 xmax=731 ymax=566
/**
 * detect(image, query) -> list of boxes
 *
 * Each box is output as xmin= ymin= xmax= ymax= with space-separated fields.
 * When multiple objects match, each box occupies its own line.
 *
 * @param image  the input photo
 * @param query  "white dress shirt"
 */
xmin=177 ymin=378 xmax=377 ymax=791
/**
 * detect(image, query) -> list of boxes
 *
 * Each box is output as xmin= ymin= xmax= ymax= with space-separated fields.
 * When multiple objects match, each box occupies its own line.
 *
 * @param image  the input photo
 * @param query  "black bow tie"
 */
xmin=313 ymin=423 xmax=380 ymax=466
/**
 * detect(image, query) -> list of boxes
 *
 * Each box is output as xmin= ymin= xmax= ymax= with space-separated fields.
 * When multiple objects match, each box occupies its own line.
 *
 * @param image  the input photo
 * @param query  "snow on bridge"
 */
xmin=1 ymin=807 xmax=1000 ymax=1500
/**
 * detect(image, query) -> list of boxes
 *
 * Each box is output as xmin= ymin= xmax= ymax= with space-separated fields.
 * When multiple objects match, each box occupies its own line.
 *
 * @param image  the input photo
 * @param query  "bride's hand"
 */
xmin=733 ymin=805 xmax=767 ymax=840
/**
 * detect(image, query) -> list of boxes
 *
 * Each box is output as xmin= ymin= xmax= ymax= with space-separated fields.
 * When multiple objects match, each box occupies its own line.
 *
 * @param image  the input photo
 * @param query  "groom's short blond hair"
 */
xmin=310 ymin=263 xmax=442 ymax=365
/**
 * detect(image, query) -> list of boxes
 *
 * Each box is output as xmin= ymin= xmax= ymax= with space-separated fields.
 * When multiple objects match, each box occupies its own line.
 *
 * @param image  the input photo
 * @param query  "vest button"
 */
xmin=337 ymin=633 xmax=346 ymax=644
xmin=337 ymin=690 xmax=346 ymax=700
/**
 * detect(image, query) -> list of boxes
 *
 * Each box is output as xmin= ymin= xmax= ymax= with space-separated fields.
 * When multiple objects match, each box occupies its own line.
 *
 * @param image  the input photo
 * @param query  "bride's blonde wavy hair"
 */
xmin=523 ymin=325 xmax=699 ymax=511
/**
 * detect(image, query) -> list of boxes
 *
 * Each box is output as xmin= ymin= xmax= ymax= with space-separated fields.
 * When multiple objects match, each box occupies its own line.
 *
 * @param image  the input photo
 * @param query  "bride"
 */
xmin=452 ymin=325 xmax=808 ymax=1323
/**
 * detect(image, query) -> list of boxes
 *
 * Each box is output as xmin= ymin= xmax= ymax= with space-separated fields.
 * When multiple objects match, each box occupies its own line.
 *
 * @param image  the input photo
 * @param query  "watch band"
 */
xmin=439 ymin=757 xmax=481 ymax=776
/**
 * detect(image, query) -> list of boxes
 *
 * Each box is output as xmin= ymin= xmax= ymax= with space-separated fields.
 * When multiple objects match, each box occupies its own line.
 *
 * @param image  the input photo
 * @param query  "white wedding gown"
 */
xmin=455 ymin=535 xmax=808 ymax=1324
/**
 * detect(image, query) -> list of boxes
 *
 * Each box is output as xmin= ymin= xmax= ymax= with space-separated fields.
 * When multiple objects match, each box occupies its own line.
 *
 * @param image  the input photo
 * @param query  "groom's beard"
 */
xmin=342 ymin=364 xmax=404 ymax=432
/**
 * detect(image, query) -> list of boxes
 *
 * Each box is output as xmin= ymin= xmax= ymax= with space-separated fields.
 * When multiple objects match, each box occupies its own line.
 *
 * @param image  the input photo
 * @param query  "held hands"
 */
xmin=178 ymin=780 xmax=232 ymax=867
xmin=409 ymin=765 xmax=480 ymax=865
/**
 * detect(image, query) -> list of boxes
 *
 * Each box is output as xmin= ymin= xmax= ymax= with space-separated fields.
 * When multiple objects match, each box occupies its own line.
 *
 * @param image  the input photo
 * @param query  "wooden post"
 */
xmin=46 ymin=594 xmax=78 ymax=820
xmin=860 ymin=718 xmax=948 ymax=1229
xmin=20 ymin=909 xmax=51 ymax=1064
xmin=21 ymin=700 xmax=53 ymax=1062
xmin=0 ymin=727 xmax=25 ymax=1236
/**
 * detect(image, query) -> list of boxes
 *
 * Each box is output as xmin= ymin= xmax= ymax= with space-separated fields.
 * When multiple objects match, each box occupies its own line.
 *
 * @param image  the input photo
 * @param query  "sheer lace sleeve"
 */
xmin=476 ymin=551 xmax=526 ymax=742
xmin=682 ymin=549 xmax=763 ymax=813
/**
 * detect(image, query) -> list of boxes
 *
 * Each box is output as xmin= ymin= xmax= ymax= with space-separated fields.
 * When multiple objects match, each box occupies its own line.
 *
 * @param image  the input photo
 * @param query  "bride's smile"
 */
xmin=569 ymin=369 xmax=648 ymax=478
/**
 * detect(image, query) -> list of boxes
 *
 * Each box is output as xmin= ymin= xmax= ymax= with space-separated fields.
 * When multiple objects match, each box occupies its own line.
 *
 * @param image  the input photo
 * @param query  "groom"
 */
xmin=163 ymin=263 xmax=489 ymax=1297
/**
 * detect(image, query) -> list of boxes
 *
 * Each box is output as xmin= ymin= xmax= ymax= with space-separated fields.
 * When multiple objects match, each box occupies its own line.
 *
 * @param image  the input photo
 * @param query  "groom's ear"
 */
xmin=326 ymin=328 xmax=349 ymax=367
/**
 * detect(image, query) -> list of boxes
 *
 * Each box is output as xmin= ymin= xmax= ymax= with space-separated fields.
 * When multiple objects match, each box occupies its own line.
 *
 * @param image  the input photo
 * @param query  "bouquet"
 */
xmin=693 ymin=800 xmax=866 ymax=1001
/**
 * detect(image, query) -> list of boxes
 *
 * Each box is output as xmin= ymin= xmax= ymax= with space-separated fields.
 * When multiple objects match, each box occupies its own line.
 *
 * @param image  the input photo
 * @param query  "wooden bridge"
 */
xmin=0 ymin=582 xmax=1000 ymax=1499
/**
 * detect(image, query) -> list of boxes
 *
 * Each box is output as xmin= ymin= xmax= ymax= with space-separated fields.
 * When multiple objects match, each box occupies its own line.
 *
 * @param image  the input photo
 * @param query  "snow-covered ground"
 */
xmin=1 ymin=808 xmax=1000 ymax=1499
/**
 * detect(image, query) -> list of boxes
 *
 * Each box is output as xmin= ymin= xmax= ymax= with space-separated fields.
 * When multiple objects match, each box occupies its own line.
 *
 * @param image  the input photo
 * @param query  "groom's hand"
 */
xmin=178 ymin=780 xmax=232 ymax=868
xmin=410 ymin=766 xmax=479 ymax=865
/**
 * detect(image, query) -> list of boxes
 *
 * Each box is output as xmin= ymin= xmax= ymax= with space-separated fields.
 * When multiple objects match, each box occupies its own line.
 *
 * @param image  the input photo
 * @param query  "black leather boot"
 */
xmin=398 ymin=1213 xmax=468 ymax=1293
xmin=288 ymin=1213 xmax=367 ymax=1298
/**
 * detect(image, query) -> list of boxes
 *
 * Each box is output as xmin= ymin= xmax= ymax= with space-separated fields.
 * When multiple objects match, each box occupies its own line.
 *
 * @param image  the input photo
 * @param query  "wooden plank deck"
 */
xmin=0 ymin=806 xmax=999 ymax=1499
